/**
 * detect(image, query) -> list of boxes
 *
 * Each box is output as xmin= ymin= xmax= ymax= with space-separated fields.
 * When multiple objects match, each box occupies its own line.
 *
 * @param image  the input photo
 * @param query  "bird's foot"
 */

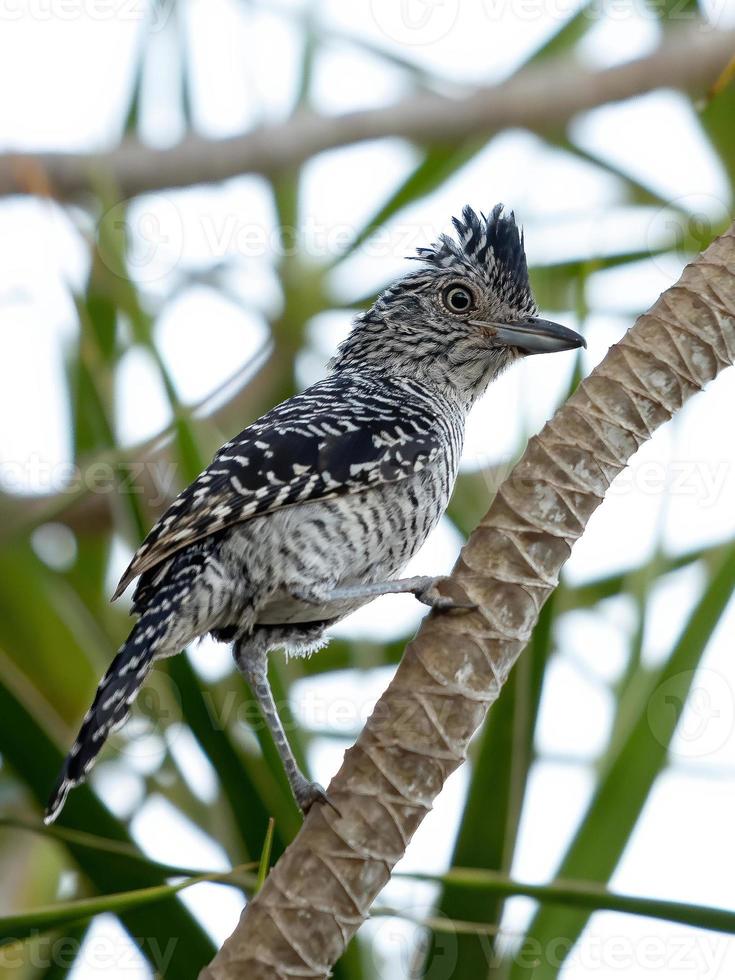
xmin=292 ymin=774 xmax=341 ymax=817
xmin=413 ymin=576 xmax=477 ymax=612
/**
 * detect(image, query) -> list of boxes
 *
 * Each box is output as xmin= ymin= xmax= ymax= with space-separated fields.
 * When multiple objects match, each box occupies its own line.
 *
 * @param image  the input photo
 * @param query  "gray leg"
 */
xmin=233 ymin=639 xmax=334 ymax=815
xmin=325 ymin=575 xmax=476 ymax=611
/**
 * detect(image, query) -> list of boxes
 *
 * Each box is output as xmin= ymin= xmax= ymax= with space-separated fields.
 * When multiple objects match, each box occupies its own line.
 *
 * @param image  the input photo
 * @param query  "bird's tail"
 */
xmin=45 ymin=545 xmax=215 ymax=824
xmin=45 ymin=618 xmax=161 ymax=824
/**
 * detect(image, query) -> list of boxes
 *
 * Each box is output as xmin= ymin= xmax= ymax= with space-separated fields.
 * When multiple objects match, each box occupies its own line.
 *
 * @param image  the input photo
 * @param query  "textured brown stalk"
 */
xmin=201 ymin=225 xmax=735 ymax=978
xmin=0 ymin=24 xmax=731 ymax=201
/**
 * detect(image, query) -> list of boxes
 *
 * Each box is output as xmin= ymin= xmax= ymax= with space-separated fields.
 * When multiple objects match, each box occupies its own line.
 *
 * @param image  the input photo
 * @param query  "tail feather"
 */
xmin=45 ymin=542 xmax=214 ymax=824
xmin=44 ymin=630 xmax=156 ymax=824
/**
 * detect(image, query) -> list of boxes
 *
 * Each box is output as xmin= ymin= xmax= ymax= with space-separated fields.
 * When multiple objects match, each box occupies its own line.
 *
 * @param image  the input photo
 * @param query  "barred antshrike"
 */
xmin=46 ymin=205 xmax=584 ymax=822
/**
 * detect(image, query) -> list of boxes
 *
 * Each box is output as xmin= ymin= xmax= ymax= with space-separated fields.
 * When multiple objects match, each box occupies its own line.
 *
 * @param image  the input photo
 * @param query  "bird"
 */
xmin=45 ymin=204 xmax=585 ymax=824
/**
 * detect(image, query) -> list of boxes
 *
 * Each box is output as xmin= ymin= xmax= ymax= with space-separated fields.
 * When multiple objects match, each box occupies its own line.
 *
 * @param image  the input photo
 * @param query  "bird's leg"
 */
xmin=324 ymin=575 xmax=477 ymax=611
xmin=232 ymin=639 xmax=337 ymax=815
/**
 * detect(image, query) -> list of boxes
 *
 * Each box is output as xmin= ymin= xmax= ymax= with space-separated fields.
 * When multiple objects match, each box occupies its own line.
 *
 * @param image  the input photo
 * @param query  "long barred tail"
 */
xmin=45 ymin=544 xmax=215 ymax=824
xmin=45 ymin=618 xmax=161 ymax=824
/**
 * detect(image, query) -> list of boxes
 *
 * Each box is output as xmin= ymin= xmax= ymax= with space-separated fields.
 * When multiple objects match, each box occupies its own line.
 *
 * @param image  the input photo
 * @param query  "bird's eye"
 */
xmin=442 ymin=283 xmax=475 ymax=315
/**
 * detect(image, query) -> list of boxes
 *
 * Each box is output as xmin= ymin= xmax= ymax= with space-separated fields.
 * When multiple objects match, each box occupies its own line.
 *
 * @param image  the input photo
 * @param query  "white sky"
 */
xmin=1 ymin=0 xmax=735 ymax=977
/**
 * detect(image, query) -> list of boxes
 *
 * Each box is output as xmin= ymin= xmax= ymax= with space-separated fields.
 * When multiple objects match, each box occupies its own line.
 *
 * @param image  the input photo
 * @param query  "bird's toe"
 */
xmin=294 ymin=777 xmax=341 ymax=817
xmin=414 ymin=577 xmax=477 ymax=612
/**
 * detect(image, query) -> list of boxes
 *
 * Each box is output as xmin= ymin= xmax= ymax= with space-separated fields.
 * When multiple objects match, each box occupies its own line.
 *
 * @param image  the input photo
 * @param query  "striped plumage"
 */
xmin=46 ymin=205 xmax=584 ymax=822
xmin=113 ymin=374 xmax=463 ymax=602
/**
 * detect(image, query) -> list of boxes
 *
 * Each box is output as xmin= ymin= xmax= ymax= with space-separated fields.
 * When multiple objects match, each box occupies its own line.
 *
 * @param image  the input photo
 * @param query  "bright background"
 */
xmin=1 ymin=1 xmax=735 ymax=978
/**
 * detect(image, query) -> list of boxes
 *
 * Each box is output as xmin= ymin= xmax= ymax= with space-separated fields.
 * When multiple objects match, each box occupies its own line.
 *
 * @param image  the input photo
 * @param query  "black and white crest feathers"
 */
xmin=415 ymin=204 xmax=531 ymax=301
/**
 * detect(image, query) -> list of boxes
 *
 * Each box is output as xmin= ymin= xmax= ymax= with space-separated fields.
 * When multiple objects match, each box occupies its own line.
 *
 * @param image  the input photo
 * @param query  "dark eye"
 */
xmin=442 ymin=283 xmax=475 ymax=315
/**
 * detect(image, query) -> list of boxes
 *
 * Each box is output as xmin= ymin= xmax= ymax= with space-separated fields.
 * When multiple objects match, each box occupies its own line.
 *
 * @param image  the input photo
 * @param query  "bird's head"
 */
xmin=331 ymin=204 xmax=585 ymax=404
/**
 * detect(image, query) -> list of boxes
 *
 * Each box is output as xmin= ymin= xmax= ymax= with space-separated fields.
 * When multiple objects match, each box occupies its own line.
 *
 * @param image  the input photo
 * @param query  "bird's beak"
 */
xmin=470 ymin=317 xmax=586 ymax=355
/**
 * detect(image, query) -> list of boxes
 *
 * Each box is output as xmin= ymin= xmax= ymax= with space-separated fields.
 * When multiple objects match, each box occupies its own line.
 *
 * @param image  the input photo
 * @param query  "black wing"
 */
xmin=113 ymin=375 xmax=445 ymax=599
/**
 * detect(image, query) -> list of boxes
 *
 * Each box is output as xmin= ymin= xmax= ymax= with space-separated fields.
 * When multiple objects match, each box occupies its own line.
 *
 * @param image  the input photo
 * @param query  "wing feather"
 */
xmin=113 ymin=376 xmax=446 ymax=600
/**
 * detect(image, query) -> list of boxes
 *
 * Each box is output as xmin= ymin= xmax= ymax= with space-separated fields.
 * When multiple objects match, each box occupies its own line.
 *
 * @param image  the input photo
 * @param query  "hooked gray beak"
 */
xmin=470 ymin=317 xmax=586 ymax=355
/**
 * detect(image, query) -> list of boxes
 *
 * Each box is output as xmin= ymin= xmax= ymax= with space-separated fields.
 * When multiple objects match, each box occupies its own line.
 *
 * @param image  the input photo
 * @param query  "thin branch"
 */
xmin=200 ymin=224 xmax=735 ymax=978
xmin=0 ymin=24 xmax=732 ymax=200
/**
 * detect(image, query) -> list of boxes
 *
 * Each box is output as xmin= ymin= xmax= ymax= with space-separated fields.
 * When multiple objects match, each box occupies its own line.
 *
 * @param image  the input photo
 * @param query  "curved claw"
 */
xmin=429 ymin=594 xmax=478 ymax=611
xmin=294 ymin=778 xmax=342 ymax=817
xmin=413 ymin=577 xmax=477 ymax=613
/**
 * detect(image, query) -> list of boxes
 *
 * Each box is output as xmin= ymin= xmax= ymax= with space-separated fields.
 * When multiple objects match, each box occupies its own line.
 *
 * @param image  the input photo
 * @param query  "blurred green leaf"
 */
xmin=0 ymin=663 xmax=216 ymax=974
xmin=35 ymin=923 xmax=90 ymax=980
xmin=403 ymin=867 xmax=735 ymax=935
xmin=0 ymin=546 xmax=100 ymax=724
xmin=256 ymin=817 xmax=275 ymax=891
xmin=0 ymin=866 xmax=255 ymax=945
xmin=560 ymin=544 xmax=714 ymax=611
xmin=645 ymin=0 xmax=699 ymax=16
xmin=698 ymin=82 xmax=735 ymax=191
xmin=0 ymin=817 xmax=207 ymax=879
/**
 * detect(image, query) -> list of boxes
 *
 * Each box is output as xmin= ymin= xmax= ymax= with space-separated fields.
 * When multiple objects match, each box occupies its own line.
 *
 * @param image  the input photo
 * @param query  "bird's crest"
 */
xmin=413 ymin=204 xmax=531 ymax=300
